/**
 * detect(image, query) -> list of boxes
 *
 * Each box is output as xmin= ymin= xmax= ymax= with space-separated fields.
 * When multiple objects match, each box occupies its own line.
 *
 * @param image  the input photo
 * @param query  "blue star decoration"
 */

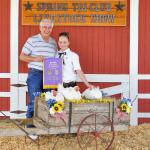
xmin=115 ymin=1 xmax=125 ymax=11
xmin=24 ymin=1 xmax=33 ymax=11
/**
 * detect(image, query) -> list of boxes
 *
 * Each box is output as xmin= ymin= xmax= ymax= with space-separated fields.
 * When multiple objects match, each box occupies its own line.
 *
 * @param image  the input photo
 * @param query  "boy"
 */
xmin=57 ymin=32 xmax=93 ymax=88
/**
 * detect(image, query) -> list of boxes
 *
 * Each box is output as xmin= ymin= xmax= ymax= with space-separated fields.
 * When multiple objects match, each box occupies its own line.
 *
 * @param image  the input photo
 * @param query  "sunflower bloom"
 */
xmin=120 ymin=103 xmax=128 ymax=112
xmin=57 ymin=101 xmax=65 ymax=109
xmin=52 ymin=104 xmax=61 ymax=113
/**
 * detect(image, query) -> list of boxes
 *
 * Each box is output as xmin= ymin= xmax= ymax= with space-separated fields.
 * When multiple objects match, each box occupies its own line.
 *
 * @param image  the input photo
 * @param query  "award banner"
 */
xmin=43 ymin=58 xmax=63 ymax=89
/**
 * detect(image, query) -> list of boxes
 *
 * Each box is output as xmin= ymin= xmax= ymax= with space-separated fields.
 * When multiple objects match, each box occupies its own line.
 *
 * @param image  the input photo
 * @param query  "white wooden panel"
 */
xmin=0 ymin=92 xmax=11 ymax=97
xmin=138 ymin=94 xmax=150 ymax=99
xmin=130 ymin=0 xmax=139 ymax=126
xmin=18 ymin=86 xmax=28 ymax=111
xmin=0 ymin=111 xmax=26 ymax=119
xmin=78 ymin=74 xmax=129 ymax=82
xmin=138 ymin=113 xmax=150 ymax=118
xmin=101 ymin=83 xmax=129 ymax=96
xmin=138 ymin=75 xmax=150 ymax=80
xmin=0 ymin=111 xmax=11 ymax=116
xmin=10 ymin=0 xmax=19 ymax=118
xmin=19 ymin=73 xmax=129 ymax=83
xmin=0 ymin=73 xmax=11 ymax=78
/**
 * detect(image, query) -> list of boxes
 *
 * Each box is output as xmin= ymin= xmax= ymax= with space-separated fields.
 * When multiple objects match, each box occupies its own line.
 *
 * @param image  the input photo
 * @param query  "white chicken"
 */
xmin=82 ymin=87 xmax=102 ymax=99
xmin=57 ymin=84 xmax=81 ymax=100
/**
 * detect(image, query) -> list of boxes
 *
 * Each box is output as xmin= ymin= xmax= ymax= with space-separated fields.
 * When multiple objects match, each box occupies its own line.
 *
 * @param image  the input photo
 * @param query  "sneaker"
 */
xmin=25 ymin=124 xmax=36 ymax=128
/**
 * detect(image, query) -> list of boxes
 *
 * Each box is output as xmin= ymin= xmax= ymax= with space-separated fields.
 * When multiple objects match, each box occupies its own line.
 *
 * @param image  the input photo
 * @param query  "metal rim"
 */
xmin=77 ymin=113 xmax=115 ymax=150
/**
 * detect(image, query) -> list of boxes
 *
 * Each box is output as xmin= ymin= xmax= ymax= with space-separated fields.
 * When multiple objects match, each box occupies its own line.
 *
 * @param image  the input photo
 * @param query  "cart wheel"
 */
xmin=77 ymin=113 xmax=115 ymax=150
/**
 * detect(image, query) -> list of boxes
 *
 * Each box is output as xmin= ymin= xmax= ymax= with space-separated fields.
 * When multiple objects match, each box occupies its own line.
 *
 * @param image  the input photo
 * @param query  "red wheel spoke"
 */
xmin=77 ymin=114 xmax=115 ymax=150
xmin=84 ymin=120 xmax=95 ymax=131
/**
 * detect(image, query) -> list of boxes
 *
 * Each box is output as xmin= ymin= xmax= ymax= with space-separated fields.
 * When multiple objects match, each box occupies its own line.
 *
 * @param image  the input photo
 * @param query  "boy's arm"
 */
xmin=20 ymin=52 xmax=44 ymax=63
xmin=76 ymin=69 xmax=93 ymax=88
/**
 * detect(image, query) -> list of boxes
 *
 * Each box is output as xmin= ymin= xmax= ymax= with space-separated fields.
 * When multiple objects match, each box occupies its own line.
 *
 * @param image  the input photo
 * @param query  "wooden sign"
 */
xmin=22 ymin=0 xmax=127 ymax=26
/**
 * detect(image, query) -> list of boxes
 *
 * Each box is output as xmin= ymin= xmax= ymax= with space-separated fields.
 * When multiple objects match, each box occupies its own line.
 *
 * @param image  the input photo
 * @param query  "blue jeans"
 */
xmin=26 ymin=68 xmax=52 ymax=118
xmin=26 ymin=68 xmax=43 ymax=118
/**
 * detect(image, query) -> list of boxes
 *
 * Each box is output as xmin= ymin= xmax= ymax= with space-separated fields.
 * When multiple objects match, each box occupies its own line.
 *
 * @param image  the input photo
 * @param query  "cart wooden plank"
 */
xmin=33 ymin=97 xmax=130 ymax=134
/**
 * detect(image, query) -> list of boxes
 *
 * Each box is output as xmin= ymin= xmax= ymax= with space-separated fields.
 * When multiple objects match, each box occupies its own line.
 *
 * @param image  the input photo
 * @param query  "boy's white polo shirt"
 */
xmin=58 ymin=48 xmax=81 ymax=83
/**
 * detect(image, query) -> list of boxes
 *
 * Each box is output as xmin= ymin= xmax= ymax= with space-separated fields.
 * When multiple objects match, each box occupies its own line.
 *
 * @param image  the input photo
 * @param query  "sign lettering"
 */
xmin=22 ymin=0 xmax=127 ymax=26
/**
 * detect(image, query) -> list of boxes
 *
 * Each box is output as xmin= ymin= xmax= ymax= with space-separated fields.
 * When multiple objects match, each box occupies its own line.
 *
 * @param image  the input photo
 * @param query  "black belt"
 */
xmin=63 ymin=82 xmax=77 ymax=88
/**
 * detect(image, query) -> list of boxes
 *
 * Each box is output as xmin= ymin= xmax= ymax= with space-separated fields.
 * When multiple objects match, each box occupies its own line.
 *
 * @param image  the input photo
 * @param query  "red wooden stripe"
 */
xmin=0 ymin=0 xmax=10 ymax=72
xmin=138 ymin=99 xmax=150 ymax=112
xmin=0 ymin=116 xmax=10 ymax=119
xmin=19 ymin=0 xmax=130 ymax=74
xmin=122 ymin=0 xmax=130 ymax=74
xmin=139 ymin=0 xmax=150 ymax=74
xmin=26 ymin=92 xmax=29 ymax=106
xmin=138 ymin=80 xmax=150 ymax=93
xmin=139 ymin=0 xmax=146 ymax=74
xmin=0 ymin=78 xmax=10 ymax=92
xmin=138 ymin=118 xmax=150 ymax=124
xmin=0 ymin=98 xmax=10 ymax=111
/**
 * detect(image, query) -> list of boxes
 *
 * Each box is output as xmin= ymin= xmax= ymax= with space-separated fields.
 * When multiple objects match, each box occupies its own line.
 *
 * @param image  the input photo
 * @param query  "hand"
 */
xmin=87 ymin=84 xmax=94 ymax=89
xmin=34 ymin=56 xmax=44 ymax=62
xmin=74 ymin=86 xmax=80 ymax=91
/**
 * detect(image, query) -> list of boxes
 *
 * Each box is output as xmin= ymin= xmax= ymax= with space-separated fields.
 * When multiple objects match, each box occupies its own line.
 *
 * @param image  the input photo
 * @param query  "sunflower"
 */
xmin=57 ymin=101 xmax=65 ymax=109
xmin=120 ymin=103 xmax=128 ymax=112
xmin=52 ymin=104 xmax=61 ymax=113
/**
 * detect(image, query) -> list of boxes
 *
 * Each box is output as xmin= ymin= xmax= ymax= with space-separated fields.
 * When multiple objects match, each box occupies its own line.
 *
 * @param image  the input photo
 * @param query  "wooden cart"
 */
xmin=33 ymin=97 xmax=130 ymax=150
